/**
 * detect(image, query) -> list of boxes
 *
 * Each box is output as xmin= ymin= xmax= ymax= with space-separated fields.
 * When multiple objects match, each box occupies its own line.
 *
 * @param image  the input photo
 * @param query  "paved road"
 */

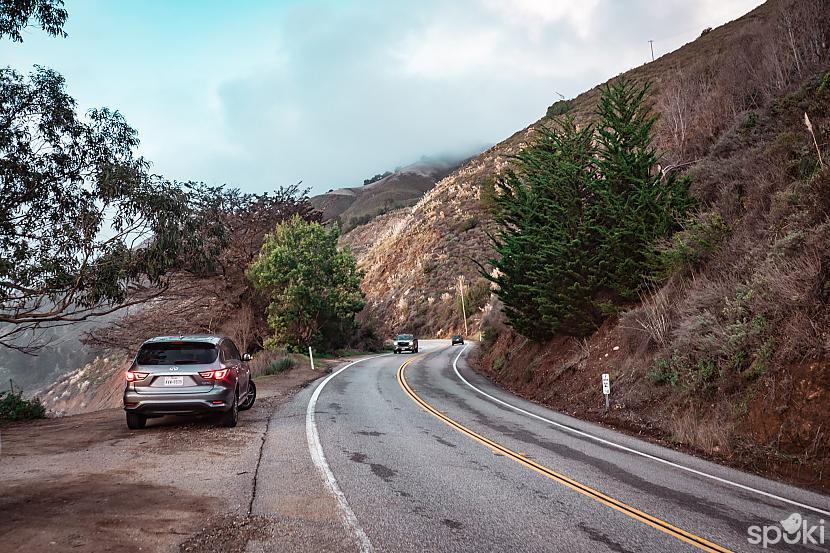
xmin=307 ymin=340 xmax=830 ymax=552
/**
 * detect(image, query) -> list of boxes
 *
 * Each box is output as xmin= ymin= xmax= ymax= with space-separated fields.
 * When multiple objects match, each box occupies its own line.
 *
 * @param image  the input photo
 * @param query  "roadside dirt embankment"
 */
xmin=473 ymin=327 xmax=830 ymax=495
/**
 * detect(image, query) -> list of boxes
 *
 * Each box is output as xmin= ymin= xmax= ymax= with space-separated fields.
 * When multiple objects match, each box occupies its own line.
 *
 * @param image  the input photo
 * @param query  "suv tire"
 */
xmin=220 ymin=390 xmax=239 ymax=428
xmin=239 ymin=380 xmax=256 ymax=411
xmin=126 ymin=412 xmax=147 ymax=430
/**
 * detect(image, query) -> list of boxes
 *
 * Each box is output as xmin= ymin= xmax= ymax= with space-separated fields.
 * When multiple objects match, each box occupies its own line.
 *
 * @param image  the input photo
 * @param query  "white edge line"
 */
xmin=306 ymin=355 xmax=390 ymax=553
xmin=451 ymin=345 xmax=830 ymax=517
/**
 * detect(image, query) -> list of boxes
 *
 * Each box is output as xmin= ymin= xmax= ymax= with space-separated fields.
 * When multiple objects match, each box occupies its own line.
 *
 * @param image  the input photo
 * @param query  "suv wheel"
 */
xmin=220 ymin=390 xmax=239 ymax=428
xmin=126 ymin=412 xmax=147 ymax=430
xmin=239 ymin=380 xmax=257 ymax=411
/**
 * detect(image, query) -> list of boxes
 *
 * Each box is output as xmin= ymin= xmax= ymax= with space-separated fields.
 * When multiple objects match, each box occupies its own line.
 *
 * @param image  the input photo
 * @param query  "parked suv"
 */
xmin=393 ymin=334 xmax=419 ymax=354
xmin=123 ymin=335 xmax=256 ymax=430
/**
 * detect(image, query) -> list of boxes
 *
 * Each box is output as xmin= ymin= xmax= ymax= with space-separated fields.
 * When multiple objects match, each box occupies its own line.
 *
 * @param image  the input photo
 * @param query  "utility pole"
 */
xmin=648 ymin=40 xmax=655 ymax=62
xmin=457 ymin=275 xmax=468 ymax=337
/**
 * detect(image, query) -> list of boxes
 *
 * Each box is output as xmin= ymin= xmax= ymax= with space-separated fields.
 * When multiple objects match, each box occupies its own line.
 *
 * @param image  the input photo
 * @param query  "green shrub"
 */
xmin=738 ymin=111 xmax=758 ymax=133
xmin=0 ymin=389 xmax=46 ymax=421
xmin=696 ymin=359 xmax=718 ymax=382
xmin=546 ymin=99 xmax=573 ymax=118
xmin=459 ymin=216 xmax=479 ymax=232
xmin=658 ymin=213 xmax=729 ymax=277
xmin=647 ymin=358 xmax=679 ymax=386
xmin=817 ymin=71 xmax=830 ymax=93
xmin=728 ymin=351 xmax=748 ymax=372
xmin=265 ymin=357 xmax=296 ymax=375
xmin=743 ymin=339 xmax=774 ymax=381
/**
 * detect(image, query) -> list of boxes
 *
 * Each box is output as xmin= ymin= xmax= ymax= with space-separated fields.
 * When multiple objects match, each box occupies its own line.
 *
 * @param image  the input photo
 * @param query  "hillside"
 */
xmin=344 ymin=1 xmax=800 ymax=338
xmin=311 ymin=155 xmax=470 ymax=231
xmin=341 ymin=0 xmax=830 ymax=490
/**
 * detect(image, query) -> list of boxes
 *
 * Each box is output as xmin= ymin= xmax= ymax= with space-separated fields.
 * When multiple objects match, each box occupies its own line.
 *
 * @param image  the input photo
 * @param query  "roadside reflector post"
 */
xmin=602 ymin=373 xmax=610 ymax=412
xmin=309 ymin=346 xmax=315 ymax=371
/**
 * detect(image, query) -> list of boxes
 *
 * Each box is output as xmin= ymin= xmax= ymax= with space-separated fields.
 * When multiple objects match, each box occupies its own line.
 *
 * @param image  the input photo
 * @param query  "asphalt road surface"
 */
xmin=303 ymin=340 xmax=830 ymax=553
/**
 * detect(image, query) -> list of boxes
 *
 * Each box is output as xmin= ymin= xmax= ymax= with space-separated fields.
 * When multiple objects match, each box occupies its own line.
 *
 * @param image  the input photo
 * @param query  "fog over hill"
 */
xmin=310 ymin=151 xmax=483 ymax=230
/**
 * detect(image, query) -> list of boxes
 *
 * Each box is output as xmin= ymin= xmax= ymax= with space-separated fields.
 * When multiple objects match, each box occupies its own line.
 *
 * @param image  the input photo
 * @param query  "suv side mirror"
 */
xmin=242 ymin=353 xmax=252 ymax=361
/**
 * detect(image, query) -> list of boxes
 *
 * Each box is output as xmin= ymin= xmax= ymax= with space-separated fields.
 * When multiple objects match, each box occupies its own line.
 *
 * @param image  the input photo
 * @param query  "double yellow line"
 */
xmin=397 ymin=356 xmax=732 ymax=553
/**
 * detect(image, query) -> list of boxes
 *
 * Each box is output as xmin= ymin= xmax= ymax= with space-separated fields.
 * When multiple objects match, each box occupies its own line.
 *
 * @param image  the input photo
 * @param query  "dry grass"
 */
xmin=668 ymin=407 xmax=734 ymax=455
xmin=624 ymin=286 xmax=673 ymax=349
xmin=248 ymin=350 xmax=302 ymax=378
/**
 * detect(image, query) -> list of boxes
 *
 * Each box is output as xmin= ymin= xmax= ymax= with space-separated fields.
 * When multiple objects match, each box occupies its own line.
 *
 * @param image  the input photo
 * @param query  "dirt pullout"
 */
xmin=0 ymin=364 xmax=326 ymax=553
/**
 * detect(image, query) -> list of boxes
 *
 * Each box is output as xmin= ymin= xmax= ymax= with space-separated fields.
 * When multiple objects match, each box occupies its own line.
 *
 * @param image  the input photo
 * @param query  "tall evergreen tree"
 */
xmin=594 ymin=79 xmax=694 ymax=300
xmin=486 ymin=79 xmax=693 ymax=339
xmin=488 ymin=117 xmax=600 ymax=338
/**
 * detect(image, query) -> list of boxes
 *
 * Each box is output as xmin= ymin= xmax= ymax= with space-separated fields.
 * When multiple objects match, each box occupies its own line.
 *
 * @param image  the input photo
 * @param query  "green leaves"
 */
xmin=0 ymin=0 xmax=68 ymax=43
xmin=248 ymin=216 xmax=365 ymax=351
xmin=0 ymin=388 xmax=46 ymax=421
xmin=487 ymin=79 xmax=693 ymax=339
xmin=0 ymin=67 xmax=252 ymax=348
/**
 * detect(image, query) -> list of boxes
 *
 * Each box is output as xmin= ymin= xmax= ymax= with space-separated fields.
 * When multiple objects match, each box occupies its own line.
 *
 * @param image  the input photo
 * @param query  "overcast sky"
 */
xmin=4 ymin=0 xmax=763 ymax=195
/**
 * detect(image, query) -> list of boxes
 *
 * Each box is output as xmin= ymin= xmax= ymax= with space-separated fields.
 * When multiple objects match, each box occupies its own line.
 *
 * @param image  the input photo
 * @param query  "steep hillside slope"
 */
xmin=477 ymin=77 xmax=830 ymax=490
xmin=311 ymin=156 xmax=468 ymax=230
xmin=342 ymin=144 xmax=515 ymax=336
xmin=346 ymin=1 xmax=810 ymax=338
xmin=343 ymin=0 xmax=830 ymax=490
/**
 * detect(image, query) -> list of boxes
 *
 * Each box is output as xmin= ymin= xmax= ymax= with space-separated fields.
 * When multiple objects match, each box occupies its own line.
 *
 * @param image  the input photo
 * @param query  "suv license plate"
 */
xmin=163 ymin=376 xmax=184 ymax=386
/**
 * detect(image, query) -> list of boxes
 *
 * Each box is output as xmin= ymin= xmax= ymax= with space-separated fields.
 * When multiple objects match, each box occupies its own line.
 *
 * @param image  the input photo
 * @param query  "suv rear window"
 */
xmin=136 ymin=342 xmax=218 ymax=365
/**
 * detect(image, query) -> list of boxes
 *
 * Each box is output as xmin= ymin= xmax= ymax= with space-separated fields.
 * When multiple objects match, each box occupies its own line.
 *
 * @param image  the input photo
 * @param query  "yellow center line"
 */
xmin=397 ymin=357 xmax=733 ymax=553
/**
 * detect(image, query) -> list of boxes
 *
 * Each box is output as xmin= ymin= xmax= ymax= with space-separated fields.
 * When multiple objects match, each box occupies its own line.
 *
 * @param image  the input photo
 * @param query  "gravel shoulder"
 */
xmin=0 ymin=363 xmax=348 ymax=553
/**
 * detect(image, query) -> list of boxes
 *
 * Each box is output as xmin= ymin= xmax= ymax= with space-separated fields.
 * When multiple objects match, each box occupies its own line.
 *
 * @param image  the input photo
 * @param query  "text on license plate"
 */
xmin=163 ymin=376 xmax=184 ymax=386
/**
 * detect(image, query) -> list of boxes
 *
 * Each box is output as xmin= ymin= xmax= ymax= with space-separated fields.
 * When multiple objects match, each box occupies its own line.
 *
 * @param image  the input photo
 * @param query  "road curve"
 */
xmin=310 ymin=340 xmax=829 ymax=552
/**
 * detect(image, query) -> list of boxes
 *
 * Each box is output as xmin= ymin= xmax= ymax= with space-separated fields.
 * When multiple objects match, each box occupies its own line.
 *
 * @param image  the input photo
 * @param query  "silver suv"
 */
xmin=123 ymin=335 xmax=256 ymax=429
xmin=393 ymin=334 xmax=418 ymax=354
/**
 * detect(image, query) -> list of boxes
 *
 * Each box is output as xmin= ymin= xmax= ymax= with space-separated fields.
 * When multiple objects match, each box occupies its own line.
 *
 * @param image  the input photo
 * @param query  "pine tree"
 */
xmin=487 ymin=117 xmax=601 ymax=338
xmin=594 ymin=79 xmax=694 ymax=300
xmin=485 ymin=79 xmax=693 ymax=340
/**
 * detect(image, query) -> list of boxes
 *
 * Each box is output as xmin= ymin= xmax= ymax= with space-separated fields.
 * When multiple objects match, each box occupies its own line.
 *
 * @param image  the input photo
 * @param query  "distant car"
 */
xmin=123 ymin=335 xmax=256 ymax=430
xmin=451 ymin=335 xmax=464 ymax=345
xmin=393 ymin=334 xmax=419 ymax=354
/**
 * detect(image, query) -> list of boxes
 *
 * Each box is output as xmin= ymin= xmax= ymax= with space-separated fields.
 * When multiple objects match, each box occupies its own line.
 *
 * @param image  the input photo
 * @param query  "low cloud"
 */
xmin=5 ymin=0 xmax=763 ymax=195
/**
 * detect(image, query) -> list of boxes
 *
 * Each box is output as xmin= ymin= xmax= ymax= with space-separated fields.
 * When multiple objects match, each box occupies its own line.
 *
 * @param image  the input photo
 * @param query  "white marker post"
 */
xmin=602 ymin=373 xmax=610 ymax=412
xmin=309 ymin=346 xmax=316 ymax=371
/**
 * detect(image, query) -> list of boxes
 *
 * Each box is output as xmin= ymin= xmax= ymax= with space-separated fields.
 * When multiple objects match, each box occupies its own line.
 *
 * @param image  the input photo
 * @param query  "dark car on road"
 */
xmin=123 ymin=335 xmax=256 ymax=430
xmin=451 ymin=335 xmax=464 ymax=345
xmin=393 ymin=334 xmax=419 ymax=354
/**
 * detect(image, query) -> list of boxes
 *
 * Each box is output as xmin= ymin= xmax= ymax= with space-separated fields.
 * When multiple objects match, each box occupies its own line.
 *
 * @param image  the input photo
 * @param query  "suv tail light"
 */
xmin=199 ymin=369 xmax=229 ymax=380
xmin=126 ymin=371 xmax=149 ymax=382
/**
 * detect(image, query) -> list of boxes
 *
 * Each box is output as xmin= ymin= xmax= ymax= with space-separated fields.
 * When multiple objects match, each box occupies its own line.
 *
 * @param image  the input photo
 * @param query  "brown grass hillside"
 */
xmin=344 ymin=0 xmax=830 ymax=491
xmin=312 ymin=156 xmax=467 ymax=231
